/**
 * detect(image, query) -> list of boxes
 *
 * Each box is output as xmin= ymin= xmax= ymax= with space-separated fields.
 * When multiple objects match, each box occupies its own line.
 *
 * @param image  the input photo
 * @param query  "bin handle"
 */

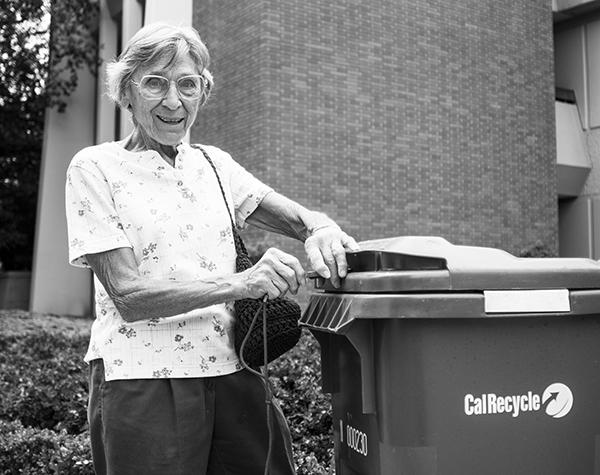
xmin=306 ymin=250 xmax=446 ymax=279
xmin=345 ymin=320 xmax=377 ymax=415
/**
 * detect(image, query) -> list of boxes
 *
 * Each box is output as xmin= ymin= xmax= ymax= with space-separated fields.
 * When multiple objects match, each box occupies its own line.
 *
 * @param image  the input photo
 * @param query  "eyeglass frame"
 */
xmin=130 ymin=74 xmax=210 ymax=101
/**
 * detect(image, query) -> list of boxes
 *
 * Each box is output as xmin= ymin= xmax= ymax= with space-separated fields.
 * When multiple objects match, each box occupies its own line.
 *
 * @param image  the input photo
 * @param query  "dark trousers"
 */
xmin=88 ymin=359 xmax=296 ymax=475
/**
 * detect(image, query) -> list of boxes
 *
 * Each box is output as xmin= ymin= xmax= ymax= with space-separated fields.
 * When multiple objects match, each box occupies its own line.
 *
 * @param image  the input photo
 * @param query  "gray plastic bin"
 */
xmin=301 ymin=236 xmax=600 ymax=475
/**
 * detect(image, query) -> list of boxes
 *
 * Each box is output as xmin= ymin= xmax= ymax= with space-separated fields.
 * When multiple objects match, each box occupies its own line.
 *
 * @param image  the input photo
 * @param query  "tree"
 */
xmin=0 ymin=0 xmax=98 ymax=270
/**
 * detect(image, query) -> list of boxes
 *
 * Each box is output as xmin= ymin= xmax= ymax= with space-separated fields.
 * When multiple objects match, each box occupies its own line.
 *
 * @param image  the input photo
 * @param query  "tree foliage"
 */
xmin=0 ymin=0 xmax=98 ymax=270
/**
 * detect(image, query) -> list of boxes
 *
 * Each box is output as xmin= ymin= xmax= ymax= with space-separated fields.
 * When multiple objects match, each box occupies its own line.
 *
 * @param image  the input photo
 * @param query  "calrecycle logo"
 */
xmin=542 ymin=383 xmax=573 ymax=418
xmin=464 ymin=382 xmax=573 ymax=419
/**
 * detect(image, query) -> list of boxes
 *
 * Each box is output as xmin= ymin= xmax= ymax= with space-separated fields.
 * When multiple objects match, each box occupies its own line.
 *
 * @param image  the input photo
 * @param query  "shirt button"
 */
xmin=177 ymin=180 xmax=183 ymax=186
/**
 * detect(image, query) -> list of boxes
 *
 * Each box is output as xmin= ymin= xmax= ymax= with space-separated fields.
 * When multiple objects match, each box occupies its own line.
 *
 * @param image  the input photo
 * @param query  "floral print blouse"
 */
xmin=65 ymin=142 xmax=272 ymax=381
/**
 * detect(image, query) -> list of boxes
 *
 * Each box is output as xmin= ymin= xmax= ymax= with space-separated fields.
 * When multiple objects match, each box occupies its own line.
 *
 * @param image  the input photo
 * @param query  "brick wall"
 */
xmin=192 ymin=0 xmax=557 ymax=260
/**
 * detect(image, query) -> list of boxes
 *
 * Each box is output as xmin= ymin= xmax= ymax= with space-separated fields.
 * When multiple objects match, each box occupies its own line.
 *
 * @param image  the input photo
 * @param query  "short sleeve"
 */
xmin=65 ymin=155 xmax=132 ymax=267
xmin=202 ymin=146 xmax=273 ymax=229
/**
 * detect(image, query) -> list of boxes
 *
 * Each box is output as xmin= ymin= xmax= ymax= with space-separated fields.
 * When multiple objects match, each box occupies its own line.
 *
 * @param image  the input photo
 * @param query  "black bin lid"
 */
xmin=314 ymin=236 xmax=600 ymax=293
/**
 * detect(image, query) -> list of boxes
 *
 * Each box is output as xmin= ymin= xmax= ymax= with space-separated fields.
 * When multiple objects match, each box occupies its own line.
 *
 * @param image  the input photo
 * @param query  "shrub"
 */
xmin=270 ymin=330 xmax=334 ymax=475
xmin=518 ymin=240 xmax=555 ymax=257
xmin=0 ymin=317 xmax=89 ymax=434
xmin=0 ymin=420 xmax=93 ymax=475
xmin=0 ymin=351 xmax=89 ymax=434
xmin=0 ymin=311 xmax=335 ymax=474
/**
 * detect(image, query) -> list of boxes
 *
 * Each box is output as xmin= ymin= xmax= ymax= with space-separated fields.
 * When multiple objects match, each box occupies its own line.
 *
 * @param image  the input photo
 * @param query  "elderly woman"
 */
xmin=65 ymin=22 xmax=358 ymax=475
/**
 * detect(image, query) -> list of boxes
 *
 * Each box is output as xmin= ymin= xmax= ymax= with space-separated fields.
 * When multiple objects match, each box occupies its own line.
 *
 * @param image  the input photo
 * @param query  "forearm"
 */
xmin=247 ymin=191 xmax=359 ymax=286
xmin=110 ymin=275 xmax=243 ymax=322
xmin=246 ymin=192 xmax=340 ymax=242
xmin=86 ymin=247 xmax=244 ymax=323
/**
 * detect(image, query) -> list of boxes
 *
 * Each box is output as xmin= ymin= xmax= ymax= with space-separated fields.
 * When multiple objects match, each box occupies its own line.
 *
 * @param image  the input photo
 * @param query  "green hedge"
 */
xmin=0 ymin=311 xmax=333 ymax=474
xmin=269 ymin=334 xmax=335 ymax=473
xmin=0 ymin=420 xmax=93 ymax=475
xmin=0 ymin=312 xmax=89 ymax=435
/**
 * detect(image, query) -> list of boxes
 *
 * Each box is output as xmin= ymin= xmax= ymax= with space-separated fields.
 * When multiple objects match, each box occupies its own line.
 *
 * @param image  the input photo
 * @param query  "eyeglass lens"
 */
xmin=139 ymin=75 xmax=205 ymax=99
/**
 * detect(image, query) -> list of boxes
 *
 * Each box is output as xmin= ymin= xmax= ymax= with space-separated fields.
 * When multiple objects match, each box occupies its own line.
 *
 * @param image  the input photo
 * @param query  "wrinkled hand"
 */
xmin=304 ymin=226 xmax=360 ymax=288
xmin=239 ymin=248 xmax=306 ymax=300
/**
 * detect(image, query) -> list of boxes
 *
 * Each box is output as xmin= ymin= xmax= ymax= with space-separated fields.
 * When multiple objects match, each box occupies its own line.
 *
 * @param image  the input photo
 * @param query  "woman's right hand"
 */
xmin=238 ymin=248 xmax=306 ymax=300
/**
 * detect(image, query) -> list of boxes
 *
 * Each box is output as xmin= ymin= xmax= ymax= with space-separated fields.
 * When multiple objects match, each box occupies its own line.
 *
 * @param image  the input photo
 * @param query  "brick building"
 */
xmin=28 ymin=0 xmax=600 ymax=315
xmin=191 ymin=1 xmax=557 ymax=261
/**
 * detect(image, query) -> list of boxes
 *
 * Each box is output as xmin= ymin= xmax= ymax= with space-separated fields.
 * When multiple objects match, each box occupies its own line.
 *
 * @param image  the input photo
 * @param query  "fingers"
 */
xmin=336 ymin=232 xmax=361 ymax=279
xmin=342 ymin=233 xmax=361 ymax=252
xmin=266 ymin=249 xmax=305 ymax=294
xmin=305 ymin=237 xmax=331 ymax=279
xmin=241 ymin=248 xmax=306 ymax=300
xmin=331 ymin=239 xmax=347 ymax=279
xmin=237 ymin=226 xmax=360 ymax=298
xmin=305 ymin=228 xmax=360 ymax=288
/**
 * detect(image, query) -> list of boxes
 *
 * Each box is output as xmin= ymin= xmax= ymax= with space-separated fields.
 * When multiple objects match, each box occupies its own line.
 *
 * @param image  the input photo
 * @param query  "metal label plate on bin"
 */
xmin=484 ymin=289 xmax=571 ymax=313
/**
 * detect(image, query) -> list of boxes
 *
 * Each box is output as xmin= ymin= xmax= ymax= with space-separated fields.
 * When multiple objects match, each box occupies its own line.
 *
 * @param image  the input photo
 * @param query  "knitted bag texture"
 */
xmin=231 ymin=230 xmax=302 ymax=367
xmin=194 ymin=145 xmax=302 ymax=367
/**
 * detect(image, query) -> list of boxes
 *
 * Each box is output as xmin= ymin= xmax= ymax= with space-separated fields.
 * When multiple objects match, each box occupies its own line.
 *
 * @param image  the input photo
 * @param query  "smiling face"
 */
xmin=126 ymin=54 xmax=202 ymax=149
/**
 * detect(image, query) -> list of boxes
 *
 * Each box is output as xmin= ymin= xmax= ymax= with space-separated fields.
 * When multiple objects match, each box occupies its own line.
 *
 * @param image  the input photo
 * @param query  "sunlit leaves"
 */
xmin=0 ymin=0 xmax=98 ymax=269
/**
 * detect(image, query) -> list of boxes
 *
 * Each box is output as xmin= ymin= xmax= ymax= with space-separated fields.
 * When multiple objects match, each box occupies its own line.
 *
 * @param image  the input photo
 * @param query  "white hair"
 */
xmin=105 ymin=22 xmax=213 ymax=109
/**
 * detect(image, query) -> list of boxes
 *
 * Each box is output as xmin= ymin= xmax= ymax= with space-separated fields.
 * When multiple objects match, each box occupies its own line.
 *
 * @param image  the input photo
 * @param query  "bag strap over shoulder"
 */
xmin=191 ymin=144 xmax=248 ymax=257
xmin=191 ymin=144 xmax=236 ymax=230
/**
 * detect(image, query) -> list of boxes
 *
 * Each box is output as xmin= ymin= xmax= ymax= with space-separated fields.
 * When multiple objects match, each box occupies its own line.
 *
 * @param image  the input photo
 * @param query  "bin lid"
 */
xmin=313 ymin=236 xmax=600 ymax=293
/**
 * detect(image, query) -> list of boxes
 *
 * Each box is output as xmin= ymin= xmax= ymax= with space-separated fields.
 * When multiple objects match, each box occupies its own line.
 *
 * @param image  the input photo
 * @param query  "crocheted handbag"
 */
xmin=195 ymin=145 xmax=302 ymax=367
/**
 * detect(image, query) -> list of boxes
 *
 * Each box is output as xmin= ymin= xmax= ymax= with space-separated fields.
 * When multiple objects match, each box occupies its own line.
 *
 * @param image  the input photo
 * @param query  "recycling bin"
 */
xmin=300 ymin=236 xmax=600 ymax=475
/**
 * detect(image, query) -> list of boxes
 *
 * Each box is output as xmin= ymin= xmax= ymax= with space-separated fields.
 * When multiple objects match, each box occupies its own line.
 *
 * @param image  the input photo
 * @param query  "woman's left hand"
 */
xmin=304 ymin=226 xmax=360 ymax=288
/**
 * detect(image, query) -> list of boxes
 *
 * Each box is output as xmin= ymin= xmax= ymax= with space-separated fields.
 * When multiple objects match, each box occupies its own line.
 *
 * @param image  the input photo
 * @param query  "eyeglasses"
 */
xmin=132 ymin=74 xmax=209 ymax=100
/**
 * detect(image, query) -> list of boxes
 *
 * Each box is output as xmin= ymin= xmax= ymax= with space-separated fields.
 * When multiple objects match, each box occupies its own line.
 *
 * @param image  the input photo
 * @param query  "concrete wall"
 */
xmin=192 ymin=0 xmax=558 ymax=260
xmin=555 ymin=12 xmax=600 ymax=257
xmin=582 ymin=129 xmax=600 ymax=196
xmin=31 ymin=71 xmax=95 ymax=316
